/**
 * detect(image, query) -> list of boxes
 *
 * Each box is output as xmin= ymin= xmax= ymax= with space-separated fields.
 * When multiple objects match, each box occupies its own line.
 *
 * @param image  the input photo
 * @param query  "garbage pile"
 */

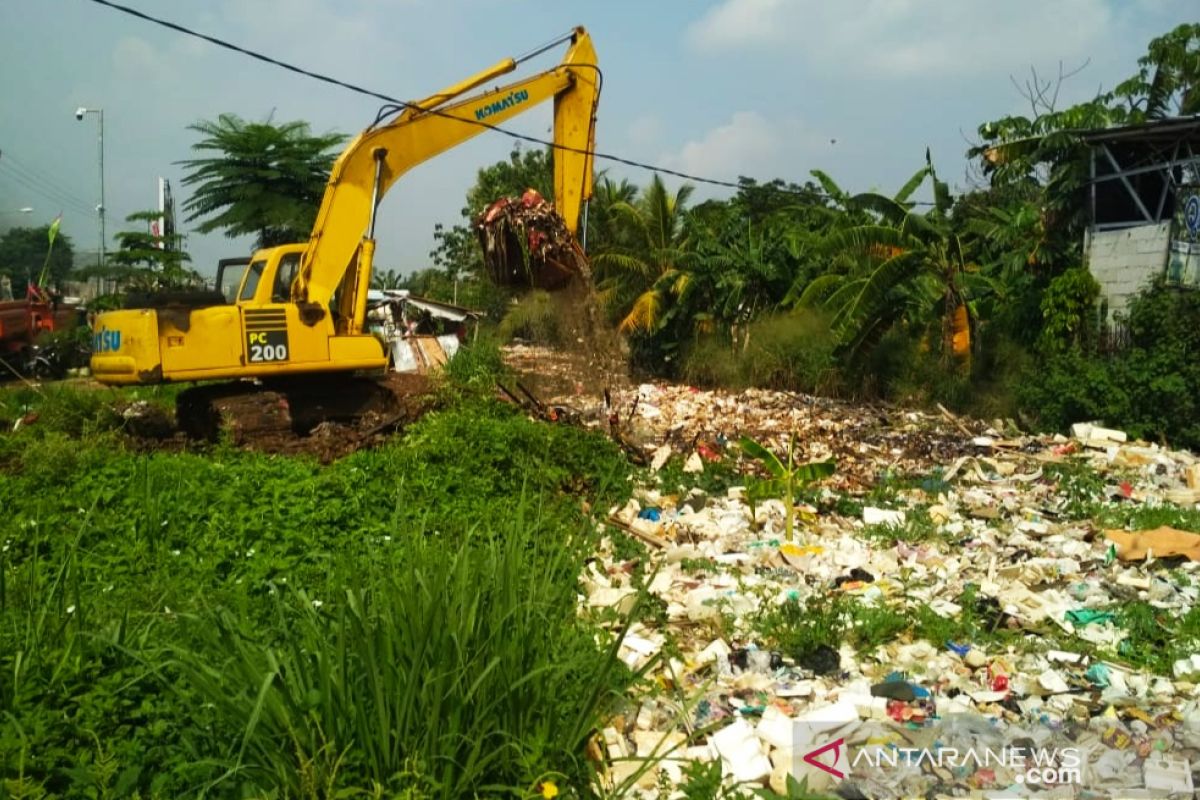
xmin=476 ymin=189 xmax=589 ymax=291
xmin=602 ymin=383 xmax=984 ymax=493
xmin=563 ymin=380 xmax=1200 ymax=797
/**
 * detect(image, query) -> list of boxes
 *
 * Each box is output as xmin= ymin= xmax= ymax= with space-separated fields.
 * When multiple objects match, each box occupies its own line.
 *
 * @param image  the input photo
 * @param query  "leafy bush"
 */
xmin=440 ymin=334 xmax=509 ymax=395
xmin=885 ymin=348 xmax=973 ymax=409
xmin=851 ymin=326 xmax=920 ymax=399
xmin=1038 ymin=267 xmax=1099 ymax=352
xmin=853 ymin=327 xmax=975 ymax=409
xmin=497 ymin=290 xmax=561 ymax=344
xmin=680 ymin=334 xmax=741 ymax=387
xmin=961 ymin=330 xmax=1033 ymax=420
xmin=1018 ymin=347 xmax=1126 ymax=434
xmin=1020 ymin=280 xmax=1200 ymax=447
xmin=0 ymin=393 xmax=637 ymax=797
xmin=741 ymin=312 xmax=840 ymax=393
xmin=683 ymin=311 xmax=840 ymax=394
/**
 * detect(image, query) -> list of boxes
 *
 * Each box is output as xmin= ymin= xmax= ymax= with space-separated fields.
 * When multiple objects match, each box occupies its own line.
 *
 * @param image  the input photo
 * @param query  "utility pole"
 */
xmin=75 ymin=107 xmax=106 ymax=289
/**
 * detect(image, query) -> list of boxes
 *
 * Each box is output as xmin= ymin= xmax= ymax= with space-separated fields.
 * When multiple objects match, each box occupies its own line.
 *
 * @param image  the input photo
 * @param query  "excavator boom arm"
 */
xmin=293 ymin=27 xmax=599 ymax=309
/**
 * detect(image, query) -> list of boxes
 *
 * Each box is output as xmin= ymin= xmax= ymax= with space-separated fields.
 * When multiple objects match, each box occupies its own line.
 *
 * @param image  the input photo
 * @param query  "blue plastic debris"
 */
xmin=637 ymin=507 xmax=662 ymax=522
xmin=1085 ymin=663 xmax=1111 ymax=688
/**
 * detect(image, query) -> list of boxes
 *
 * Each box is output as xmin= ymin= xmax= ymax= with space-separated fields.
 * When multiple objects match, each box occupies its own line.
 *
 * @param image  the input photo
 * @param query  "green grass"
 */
xmin=862 ymin=468 xmax=943 ymax=508
xmin=1115 ymin=602 xmax=1200 ymax=675
xmin=1043 ymin=461 xmax=1107 ymax=518
xmin=849 ymin=603 xmax=912 ymax=648
xmin=177 ymin=511 xmax=641 ymax=799
xmin=1092 ymin=502 xmax=1200 ymax=533
xmin=679 ymin=558 xmax=722 ymax=574
xmin=0 ymin=388 xmax=640 ymax=798
xmin=1043 ymin=459 xmax=1200 ymax=532
xmin=753 ymin=592 xmax=849 ymax=664
xmin=439 ymin=334 xmax=511 ymax=398
xmin=860 ymin=506 xmax=943 ymax=544
xmin=681 ymin=312 xmax=841 ymax=396
xmin=752 ymin=583 xmax=1031 ymax=668
xmin=910 ymin=585 xmax=1031 ymax=651
xmin=753 ymin=580 xmax=1190 ymax=678
xmin=655 ymin=453 xmax=741 ymax=498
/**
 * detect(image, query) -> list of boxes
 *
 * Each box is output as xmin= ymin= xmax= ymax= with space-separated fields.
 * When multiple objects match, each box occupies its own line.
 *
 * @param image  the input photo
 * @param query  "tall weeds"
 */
xmin=176 ymin=505 xmax=640 ymax=798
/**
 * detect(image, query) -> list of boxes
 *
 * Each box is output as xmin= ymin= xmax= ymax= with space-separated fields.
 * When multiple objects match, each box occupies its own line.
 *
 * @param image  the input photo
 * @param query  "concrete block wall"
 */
xmin=1086 ymin=222 xmax=1171 ymax=322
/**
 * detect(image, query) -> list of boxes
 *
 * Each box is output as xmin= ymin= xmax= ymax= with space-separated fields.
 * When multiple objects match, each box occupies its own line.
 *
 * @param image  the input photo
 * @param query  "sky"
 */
xmin=1 ymin=0 xmax=1196 ymax=279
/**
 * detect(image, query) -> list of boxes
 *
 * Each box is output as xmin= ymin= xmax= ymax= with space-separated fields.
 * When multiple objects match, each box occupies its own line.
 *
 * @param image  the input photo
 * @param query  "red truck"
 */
xmin=0 ymin=286 xmax=80 ymax=378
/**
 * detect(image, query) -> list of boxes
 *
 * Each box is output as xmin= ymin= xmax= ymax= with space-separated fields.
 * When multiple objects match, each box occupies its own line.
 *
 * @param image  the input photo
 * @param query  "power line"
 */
xmin=0 ymin=160 xmax=97 ymax=218
xmin=0 ymin=170 xmax=95 ymax=220
xmin=0 ymin=164 xmax=96 ymax=217
xmin=0 ymin=147 xmax=101 ymax=216
xmin=0 ymin=151 xmax=138 ymax=236
xmin=85 ymin=0 xmax=926 ymax=206
xmin=0 ymin=149 xmax=100 ymax=210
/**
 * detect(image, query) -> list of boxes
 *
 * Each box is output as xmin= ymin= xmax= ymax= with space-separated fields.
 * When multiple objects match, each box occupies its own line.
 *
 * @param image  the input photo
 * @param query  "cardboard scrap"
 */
xmin=1105 ymin=526 xmax=1200 ymax=562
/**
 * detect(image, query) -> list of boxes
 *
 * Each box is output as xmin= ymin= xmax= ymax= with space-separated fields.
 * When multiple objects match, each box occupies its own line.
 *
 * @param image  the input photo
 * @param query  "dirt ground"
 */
xmin=119 ymin=371 xmax=439 ymax=462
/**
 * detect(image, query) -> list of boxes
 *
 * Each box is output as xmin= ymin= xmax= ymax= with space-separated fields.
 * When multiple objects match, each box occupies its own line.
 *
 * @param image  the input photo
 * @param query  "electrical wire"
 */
xmin=0 ymin=151 xmax=136 ymax=241
xmin=84 ymin=0 xmax=924 ymax=205
xmin=0 ymin=169 xmax=96 ymax=219
xmin=0 ymin=149 xmax=101 ymax=210
xmin=0 ymin=160 xmax=98 ymax=218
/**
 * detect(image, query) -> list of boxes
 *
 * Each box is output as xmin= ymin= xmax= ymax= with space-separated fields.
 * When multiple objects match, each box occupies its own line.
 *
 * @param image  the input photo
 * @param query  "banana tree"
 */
xmin=797 ymin=153 xmax=1000 ymax=364
xmin=740 ymin=434 xmax=836 ymax=541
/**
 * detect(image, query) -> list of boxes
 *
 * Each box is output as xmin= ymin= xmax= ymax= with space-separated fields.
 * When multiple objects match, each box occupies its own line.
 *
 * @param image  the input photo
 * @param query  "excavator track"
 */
xmin=176 ymin=373 xmax=437 ymax=460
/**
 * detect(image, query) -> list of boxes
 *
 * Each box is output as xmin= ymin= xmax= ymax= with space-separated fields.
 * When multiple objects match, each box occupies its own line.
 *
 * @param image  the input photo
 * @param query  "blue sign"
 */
xmin=1185 ymin=194 xmax=1200 ymax=238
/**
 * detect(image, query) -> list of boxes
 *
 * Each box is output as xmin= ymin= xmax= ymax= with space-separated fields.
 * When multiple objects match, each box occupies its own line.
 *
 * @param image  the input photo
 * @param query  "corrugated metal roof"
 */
xmin=367 ymin=289 xmax=484 ymax=322
xmin=1077 ymin=115 xmax=1200 ymax=144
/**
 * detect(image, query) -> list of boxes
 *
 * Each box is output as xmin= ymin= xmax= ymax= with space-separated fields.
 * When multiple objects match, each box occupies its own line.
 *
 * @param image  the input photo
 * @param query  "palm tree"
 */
xmin=178 ymin=114 xmax=346 ymax=249
xmin=591 ymin=174 xmax=695 ymax=334
xmin=584 ymin=175 xmax=638 ymax=253
xmin=371 ymin=268 xmax=405 ymax=291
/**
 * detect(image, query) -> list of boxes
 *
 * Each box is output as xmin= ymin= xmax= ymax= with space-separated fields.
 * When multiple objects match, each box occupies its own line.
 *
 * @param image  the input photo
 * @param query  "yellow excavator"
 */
xmin=89 ymin=28 xmax=599 ymax=440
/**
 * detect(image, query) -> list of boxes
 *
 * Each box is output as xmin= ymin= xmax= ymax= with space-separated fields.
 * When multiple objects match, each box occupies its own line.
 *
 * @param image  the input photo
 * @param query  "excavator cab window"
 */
xmin=238 ymin=260 xmax=266 ymax=302
xmin=215 ymin=258 xmax=250 ymax=303
xmin=272 ymin=253 xmax=301 ymax=302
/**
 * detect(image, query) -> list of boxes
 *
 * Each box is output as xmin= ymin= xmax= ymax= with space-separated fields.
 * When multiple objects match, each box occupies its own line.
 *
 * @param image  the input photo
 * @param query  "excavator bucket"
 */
xmin=476 ymin=189 xmax=591 ymax=291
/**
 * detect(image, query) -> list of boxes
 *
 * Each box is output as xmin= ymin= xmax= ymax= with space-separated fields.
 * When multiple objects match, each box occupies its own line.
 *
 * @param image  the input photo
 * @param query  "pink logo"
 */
xmin=803 ymin=737 xmax=846 ymax=779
